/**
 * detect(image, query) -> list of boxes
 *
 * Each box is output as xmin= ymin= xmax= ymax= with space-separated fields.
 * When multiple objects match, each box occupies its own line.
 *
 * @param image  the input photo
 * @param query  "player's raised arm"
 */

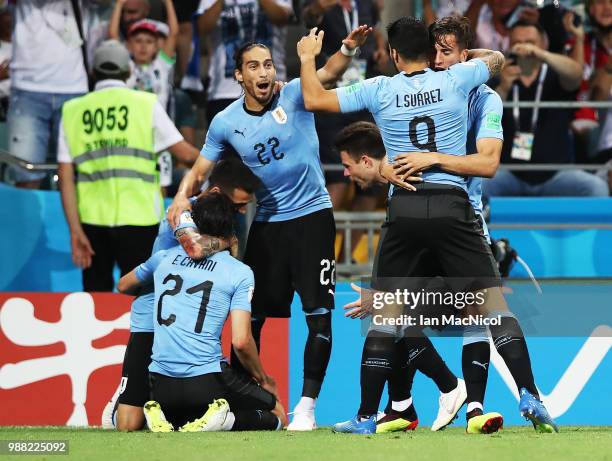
xmin=167 ymin=156 xmax=216 ymax=228
xmin=316 ymin=25 xmax=372 ymax=88
xmin=297 ymin=28 xmax=341 ymax=112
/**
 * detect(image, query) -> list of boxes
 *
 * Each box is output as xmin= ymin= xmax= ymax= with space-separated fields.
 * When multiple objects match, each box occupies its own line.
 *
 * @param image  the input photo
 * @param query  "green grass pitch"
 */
xmin=1 ymin=427 xmax=612 ymax=461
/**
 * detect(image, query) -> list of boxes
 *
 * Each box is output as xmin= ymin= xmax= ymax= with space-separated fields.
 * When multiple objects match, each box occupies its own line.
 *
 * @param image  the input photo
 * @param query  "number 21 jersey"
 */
xmin=135 ymin=247 xmax=254 ymax=378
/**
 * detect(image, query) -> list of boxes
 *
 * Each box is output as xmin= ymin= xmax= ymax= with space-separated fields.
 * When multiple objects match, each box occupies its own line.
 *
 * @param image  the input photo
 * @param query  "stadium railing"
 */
xmin=1 ymin=100 xmax=611 ymax=276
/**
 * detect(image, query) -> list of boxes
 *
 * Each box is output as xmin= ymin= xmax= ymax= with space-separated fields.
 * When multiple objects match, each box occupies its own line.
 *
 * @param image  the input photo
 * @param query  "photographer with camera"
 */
xmin=484 ymin=20 xmax=609 ymax=197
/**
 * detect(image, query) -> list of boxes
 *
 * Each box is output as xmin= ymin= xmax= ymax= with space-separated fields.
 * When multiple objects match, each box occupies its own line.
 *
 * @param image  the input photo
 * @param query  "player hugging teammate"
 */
xmin=101 ymin=14 xmax=558 ymax=435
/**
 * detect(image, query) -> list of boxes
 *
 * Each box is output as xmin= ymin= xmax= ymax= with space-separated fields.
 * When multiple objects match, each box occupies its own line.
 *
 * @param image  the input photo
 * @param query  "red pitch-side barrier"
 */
xmin=0 ymin=292 xmax=289 ymax=426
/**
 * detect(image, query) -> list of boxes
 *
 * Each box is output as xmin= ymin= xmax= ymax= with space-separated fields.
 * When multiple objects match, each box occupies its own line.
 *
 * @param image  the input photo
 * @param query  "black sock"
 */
xmin=232 ymin=410 xmax=279 ymax=431
xmin=489 ymin=316 xmax=538 ymax=397
xmin=230 ymin=318 xmax=265 ymax=377
xmin=302 ymin=312 xmax=332 ymax=398
xmin=403 ymin=335 xmax=457 ymax=393
xmin=357 ymin=333 xmax=395 ymax=417
xmin=462 ymin=341 xmax=490 ymax=408
xmin=384 ymin=338 xmax=416 ymax=414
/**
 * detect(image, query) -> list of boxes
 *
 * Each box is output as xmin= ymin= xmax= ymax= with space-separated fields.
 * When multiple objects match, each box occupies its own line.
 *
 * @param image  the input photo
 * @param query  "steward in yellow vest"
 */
xmin=58 ymin=40 xmax=198 ymax=291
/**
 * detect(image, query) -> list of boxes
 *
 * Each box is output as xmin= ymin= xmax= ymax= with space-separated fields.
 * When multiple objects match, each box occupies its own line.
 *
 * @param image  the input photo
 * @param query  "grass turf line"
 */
xmin=1 ymin=427 xmax=611 ymax=461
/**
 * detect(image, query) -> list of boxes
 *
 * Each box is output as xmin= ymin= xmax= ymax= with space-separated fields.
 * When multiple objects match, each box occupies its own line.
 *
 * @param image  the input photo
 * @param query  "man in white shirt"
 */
xmin=7 ymin=0 xmax=95 ymax=188
xmin=196 ymin=0 xmax=292 ymax=125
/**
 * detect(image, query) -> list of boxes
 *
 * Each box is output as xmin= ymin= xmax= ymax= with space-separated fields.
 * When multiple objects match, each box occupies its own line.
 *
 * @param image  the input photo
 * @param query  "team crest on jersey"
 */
xmin=272 ymin=106 xmax=288 ymax=124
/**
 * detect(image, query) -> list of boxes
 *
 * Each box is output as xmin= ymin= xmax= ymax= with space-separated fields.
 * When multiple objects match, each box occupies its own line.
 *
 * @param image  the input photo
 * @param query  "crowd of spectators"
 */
xmin=1 ymin=0 xmax=611 ymax=201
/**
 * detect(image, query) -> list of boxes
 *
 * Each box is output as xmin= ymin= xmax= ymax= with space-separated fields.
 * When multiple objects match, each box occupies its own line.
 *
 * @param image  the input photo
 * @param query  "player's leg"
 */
xmin=462 ymin=326 xmax=503 ymax=434
xmin=377 ymin=349 xmax=418 ymax=433
xmin=220 ymin=363 xmax=286 ymax=430
xmin=334 ymin=223 xmax=413 ymax=434
xmin=288 ymin=209 xmax=336 ymax=430
xmin=114 ymin=332 xmax=155 ymax=431
xmin=148 ymin=372 xmax=228 ymax=431
xmin=431 ymin=189 xmax=556 ymax=432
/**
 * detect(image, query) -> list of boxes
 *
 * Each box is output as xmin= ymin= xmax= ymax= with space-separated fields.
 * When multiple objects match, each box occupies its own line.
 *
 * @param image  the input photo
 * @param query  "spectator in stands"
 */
xmin=426 ymin=0 xmax=568 ymax=53
xmin=197 ymin=0 xmax=292 ymax=125
xmin=7 ymin=0 xmax=92 ymax=189
xmin=0 ymin=6 xmax=10 ymax=121
xmin=109 ymin=0 xmax=178 ymax=111
xmin=567 ymin=1 xmax=611 ymax=161
xmin=57 ymin=40 xmax=199 ymax=291
xmin=484 ymin=20 xmax=609 ymax=197
xmin=301 ymin=0 xmax=388 ymax=209
xmin=172 ymin=0 xmax=200 ymax=81
xmin=88 ymin=1 xmax=149 ymax=68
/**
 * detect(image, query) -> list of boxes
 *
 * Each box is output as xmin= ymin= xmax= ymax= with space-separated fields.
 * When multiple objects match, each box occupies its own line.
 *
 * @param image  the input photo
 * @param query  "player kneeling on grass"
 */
xmin=102 ymin=159 xmax=260 ymax=431
xmin=118 ymin=193 xmax=287 ymax=432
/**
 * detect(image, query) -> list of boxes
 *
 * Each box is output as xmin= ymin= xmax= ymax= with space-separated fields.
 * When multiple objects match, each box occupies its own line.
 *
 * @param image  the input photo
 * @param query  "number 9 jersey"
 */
xmin=336 ymin=60 xmax=491 ymax=191
xmin=135 ymin=247 xmax=255 ymax=378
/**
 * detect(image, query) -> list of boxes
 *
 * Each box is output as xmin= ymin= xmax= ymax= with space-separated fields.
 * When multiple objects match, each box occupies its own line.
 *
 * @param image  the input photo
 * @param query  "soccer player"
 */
xmin=102 ymin=159 xmax=260 ymax=431
xmin=298 ymin=18 xmax=557 ymax=434
xmin=381 ymin=16 xmax=504 ymax=435
xmin=166 ymin=25 xmax=372 ymax=430
xmin=118 ymin=193 xmax=286 ymax=432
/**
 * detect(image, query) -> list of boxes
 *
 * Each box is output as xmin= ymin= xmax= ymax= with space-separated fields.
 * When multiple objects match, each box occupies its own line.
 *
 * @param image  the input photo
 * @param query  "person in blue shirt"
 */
xmin=103 ymin=159 xmax=261 ymax=432
xmin=118 ymin=193 xmax=287 ymax=432
xmin=165 ymin=25 xmax=372 ymax=430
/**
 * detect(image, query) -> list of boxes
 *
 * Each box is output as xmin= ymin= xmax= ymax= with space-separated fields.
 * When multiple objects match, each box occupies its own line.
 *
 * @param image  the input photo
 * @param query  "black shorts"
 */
xmin=118 ymin=332 xmax=154 ymax=407
xmin=244 ymin=208 xmax=336 ymax=318
xmin=150 ymin=363 xmax=276 ymax=428
xmin=372 ymin=184 xmax=500 ymax=292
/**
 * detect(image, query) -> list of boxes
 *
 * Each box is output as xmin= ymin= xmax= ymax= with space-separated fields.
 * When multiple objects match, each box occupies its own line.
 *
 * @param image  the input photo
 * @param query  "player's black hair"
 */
xmin=386 ymin=16 xmax=430 ymax=62
xmin=233 ymin=41 xmax=272 ymax=72
xmin=208 ymin=158 xmax=262 ymax=195
xmin=509 ymin=19 xmax=547 ymax=37
xmin=429 ymin=16 xmax=474 ymax=51
xmin=192 ymin=193 xmax=236 ymax=239
xmin=334 ymin=121 xmax=385 ymax=160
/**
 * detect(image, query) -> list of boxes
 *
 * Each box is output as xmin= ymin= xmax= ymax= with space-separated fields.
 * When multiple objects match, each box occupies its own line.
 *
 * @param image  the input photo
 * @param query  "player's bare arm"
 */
xmin=393 ymin=137 xmax=502 ymax=179
xmin=167 ymin=156 xmax=216 ymax=228
xmin=117 ymin=270 xmax=144 ymax=295
xmin=298 ymin=28 xmax=342 ymax=112
xmin=469 ymin=49 xmax=505 ymax=78
xmin=316 ymin=25 xmax=373 ymax=88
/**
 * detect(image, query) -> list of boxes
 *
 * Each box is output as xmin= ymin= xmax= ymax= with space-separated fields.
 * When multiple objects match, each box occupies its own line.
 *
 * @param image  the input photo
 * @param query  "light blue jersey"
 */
xmin=466 ymin=84 xmax=503 ymax=243
xmin=136 ymin=247 xmax=254 ymax=378
xmin=337 ymin=60 xmax=490 ymax=190
xmin=130 ymin=198 xmax=199 ymax=333
xmin=201 ymin=79 xmax=332 ymax=222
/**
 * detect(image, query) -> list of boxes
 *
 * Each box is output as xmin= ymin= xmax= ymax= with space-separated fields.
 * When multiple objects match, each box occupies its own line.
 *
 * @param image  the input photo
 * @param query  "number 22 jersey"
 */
xmin=201 ymin=79 xmax=332 ymax=222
